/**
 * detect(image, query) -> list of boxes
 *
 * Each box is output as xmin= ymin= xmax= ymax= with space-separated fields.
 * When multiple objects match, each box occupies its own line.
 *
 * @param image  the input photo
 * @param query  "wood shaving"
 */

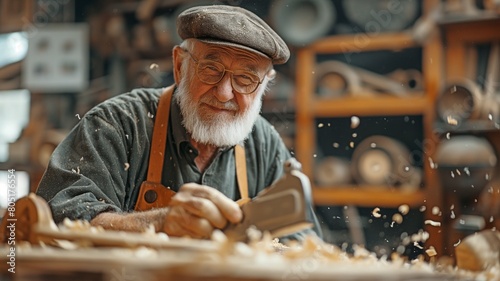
xmin=392 ymin=213 xmax=403 ymax=224
xmin=61 ymin=218 xmax=97 ymax=232
xmin=424 ymin=220 xmax=441 ymax=227
xmin=210 ymin=229 xmax=227 ymax=244
xmin=143 ymin=224 xmax=156 ymax=235
xmin=411 ymin=230 xmax=430 ymax=243
xmin=446 ymin=115 xmax=458 ymax=125
xmin=398 ymin=204 xmax=410 ymax=215
xmin=372 ymin=207 xmax=382 ymax=218
xmin=425 ymin=246 xmax=437 ymax=257
xmin=134 ymin=246 xmax=158 ymax=258
xmin=53 ymin=239 xmax=80 ymax=250
xmin=350 ymin=116 xmax=360 ymax=128
xmin=246 ymin=225 xmax=263 ymax=243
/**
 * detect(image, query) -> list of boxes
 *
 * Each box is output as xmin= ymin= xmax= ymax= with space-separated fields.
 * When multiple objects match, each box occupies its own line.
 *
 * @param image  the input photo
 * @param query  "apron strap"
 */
xmin=146 ymin=85 xmax=174 ymax=183
xmin=135 ymin=86 xmax=175 ymax=211
xmin=235 ymin=144 xmax=249 ymax=206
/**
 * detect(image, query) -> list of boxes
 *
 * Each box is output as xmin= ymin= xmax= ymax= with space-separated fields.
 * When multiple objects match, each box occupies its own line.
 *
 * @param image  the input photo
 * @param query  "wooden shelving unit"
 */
xmin=295 ymin=41 xmax=439 ymax=204
xmin=295 ymin=0 xmax=500 ymax=258
xmin=294 ymin=0 xmax=445 ymax=256
xmin=313 ymin=187 xmax=426 ymax=207
xmin=434 ymin=13 xmax=500 ymax=254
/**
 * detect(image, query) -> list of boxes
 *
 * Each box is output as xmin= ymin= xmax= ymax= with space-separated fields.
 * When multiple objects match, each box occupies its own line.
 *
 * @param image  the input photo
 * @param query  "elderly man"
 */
xmin=36 ymin=5 xmax=321 ymax=240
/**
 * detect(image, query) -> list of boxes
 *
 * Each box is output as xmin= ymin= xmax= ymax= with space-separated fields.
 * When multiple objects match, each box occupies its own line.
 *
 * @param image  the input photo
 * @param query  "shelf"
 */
xmin=312 ymin=186 xmax=426 ymax=207
xmin=307 ymin=95 xmax=430 ymax=117
xmin=434 ymin=120 xmax=500 ymax=134
xmin=438 ymin=13 xmax=500 ymax=26
xmin=307 ymin=32 xmax=418 ymax=54
xmin=442 ymin=16 xmax=500 ymax=45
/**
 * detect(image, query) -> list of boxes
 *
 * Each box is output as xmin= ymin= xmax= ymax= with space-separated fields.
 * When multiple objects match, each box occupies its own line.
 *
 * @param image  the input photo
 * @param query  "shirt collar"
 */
xmin=170 ymin=88 xmax=191 ymax=153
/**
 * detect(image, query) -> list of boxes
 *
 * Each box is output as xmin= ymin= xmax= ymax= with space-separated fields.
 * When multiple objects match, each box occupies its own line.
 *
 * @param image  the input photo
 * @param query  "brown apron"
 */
xmin=134 ymin=86 xmax=249 ymax=211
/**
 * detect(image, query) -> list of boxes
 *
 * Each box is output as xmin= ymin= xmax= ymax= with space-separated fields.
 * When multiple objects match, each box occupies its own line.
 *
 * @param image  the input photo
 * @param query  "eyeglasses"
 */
xmin=185 ymin=50 xmax=264 ymax=95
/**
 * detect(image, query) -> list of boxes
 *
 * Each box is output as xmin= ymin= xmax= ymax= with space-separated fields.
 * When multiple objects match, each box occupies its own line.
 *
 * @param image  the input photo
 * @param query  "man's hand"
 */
xmin=90 ymin=183 xmax=242 ymax=239
xmin=162 ymin=183 xmax=243 ymax=238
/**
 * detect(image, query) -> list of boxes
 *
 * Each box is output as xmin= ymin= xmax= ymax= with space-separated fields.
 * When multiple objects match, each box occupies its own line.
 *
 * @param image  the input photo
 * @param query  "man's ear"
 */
xmin=172 ymin=45 xmax=184 ymax=85
xmin=266 ymin=68 xmax=276 ymax=80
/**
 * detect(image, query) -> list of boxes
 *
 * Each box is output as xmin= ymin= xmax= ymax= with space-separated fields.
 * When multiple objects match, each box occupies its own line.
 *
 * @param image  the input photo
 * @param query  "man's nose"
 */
xmin=214 ymin=73 xmax=235 ymax=102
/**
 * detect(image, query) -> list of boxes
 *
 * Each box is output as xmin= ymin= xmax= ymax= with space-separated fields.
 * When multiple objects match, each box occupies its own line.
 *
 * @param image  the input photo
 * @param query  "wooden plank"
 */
xmin=2 ymin=247 xmax=459 ymax=281
xmin=445 ymin=44 xmax=467 ymax=80
xmin=464 ymin=45 xmax=478 ymax=81
xmin=442 ymin=18 xmax=500 ymax=44
xmin=308 ymin=32 xmax=417 ymax=54
xmin=295 ymin=49 xmax=316 ymax=178
xmin=313 ymin=187 xmax=426 ymax=207
xmin=0 ymin=0 xmax=34 ymax=33
xmin=421 ymin=96 xmax=445 ymax=256
xmin=311 ymin=96 xmax=429 ymax=117
xmin=422 ymin=31 xmax=444 ymax=101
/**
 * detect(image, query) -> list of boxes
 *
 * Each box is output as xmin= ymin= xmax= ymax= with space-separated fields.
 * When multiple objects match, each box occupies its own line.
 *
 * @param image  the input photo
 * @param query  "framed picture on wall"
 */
xmin=22 ymin=23 xmax=89 ymax=93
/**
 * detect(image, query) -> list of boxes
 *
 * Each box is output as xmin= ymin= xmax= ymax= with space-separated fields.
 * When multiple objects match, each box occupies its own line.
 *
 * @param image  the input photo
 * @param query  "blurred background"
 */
xmin=0 ymin=0 xmax=499 ymax=260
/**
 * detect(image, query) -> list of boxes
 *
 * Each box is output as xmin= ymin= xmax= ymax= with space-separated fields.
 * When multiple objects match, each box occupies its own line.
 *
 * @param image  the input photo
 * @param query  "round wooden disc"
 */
xmin=357 ymin=149 xmax=393 ymax=185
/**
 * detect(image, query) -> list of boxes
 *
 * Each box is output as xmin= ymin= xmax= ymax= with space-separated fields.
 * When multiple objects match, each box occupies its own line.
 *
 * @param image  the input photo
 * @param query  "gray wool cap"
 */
xmin=176 ymin=5 xmax=290 ymax=64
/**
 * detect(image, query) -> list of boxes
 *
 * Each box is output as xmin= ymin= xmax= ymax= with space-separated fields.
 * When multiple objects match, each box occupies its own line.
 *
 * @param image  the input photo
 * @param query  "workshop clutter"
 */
xmin=436 ymin=79 xmax=491 ymax=125
xmin=315 ymin=135 xmax=422 ymax=189
xmin=351 ymin=135 xmax=421 ymax=188
xmin=269 ymin=0 xmax=419 ymax=46
xmin=436 ymin=43 xmax=500 ymax=126
xmin=433 ymin=41 xmax=500 ymax=198
xmin=269 ymin=0 xmax=337 ymax=46
xmin=315 ymin=60 xmax=423 ymax=98
xmin=435 ymin=135 xmax=497 ymax=197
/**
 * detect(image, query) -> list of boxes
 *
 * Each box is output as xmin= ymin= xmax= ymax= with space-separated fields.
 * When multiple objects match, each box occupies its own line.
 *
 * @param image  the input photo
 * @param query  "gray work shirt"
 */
xmin=36 ymin=87 xmax=321 ymax=238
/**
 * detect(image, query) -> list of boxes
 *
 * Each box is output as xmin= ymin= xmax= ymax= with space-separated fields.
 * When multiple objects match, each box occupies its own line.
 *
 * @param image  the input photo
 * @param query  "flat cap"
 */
xmin=177 ymin=5 xmax=290 ymax=64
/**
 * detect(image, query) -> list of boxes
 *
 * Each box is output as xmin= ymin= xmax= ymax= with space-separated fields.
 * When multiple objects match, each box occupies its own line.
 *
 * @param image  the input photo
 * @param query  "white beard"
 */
xmin=174 ymin=72 xmax=265 ymax=147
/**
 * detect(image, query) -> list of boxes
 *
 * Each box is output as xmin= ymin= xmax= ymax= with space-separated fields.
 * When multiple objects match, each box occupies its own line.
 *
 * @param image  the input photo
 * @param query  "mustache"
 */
xmin=200 ymin=95 xmax=239 ymax=111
